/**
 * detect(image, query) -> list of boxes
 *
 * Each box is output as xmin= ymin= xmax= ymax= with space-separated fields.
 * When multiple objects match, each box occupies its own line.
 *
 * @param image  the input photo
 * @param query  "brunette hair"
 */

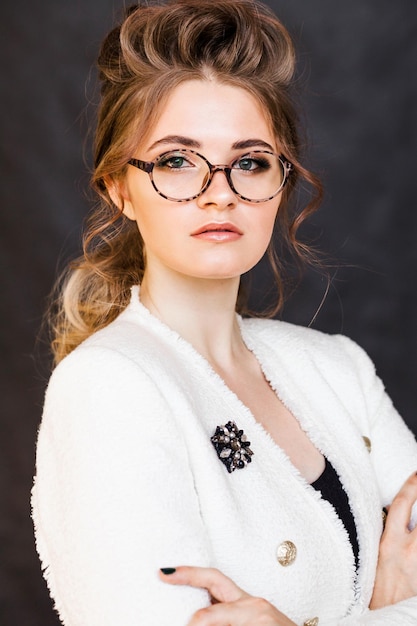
xmin=50 ymin=0 xmax=322 ymax=364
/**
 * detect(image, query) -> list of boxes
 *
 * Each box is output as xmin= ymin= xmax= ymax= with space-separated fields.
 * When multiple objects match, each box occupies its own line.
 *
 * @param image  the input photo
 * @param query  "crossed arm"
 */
xmin=34 ymin=344 xmax=417 ymax=625
xmin=161 ymin=473 xmax=417 ymax=625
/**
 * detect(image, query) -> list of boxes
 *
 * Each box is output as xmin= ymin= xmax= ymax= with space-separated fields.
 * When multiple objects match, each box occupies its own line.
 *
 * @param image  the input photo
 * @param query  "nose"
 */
xmin=196 ymin=168 xmax=237 ymax=210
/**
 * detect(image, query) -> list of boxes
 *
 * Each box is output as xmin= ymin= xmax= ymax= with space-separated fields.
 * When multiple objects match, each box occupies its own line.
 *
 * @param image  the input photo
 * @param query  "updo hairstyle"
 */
xmin=50 ymin=0 xmax=322 ymax=364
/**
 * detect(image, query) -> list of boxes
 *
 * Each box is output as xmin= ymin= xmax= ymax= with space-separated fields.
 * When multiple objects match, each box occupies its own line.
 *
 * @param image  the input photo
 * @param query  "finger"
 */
xmin=385 ymin=473 xmax=417 ymax=536
xmin=186 ymin=597 xmax=295 ymax=626
xmin=159 ymin=566 xmax=248 ymax=603
xmin=186 ymin=599 xmax=252 ymax=626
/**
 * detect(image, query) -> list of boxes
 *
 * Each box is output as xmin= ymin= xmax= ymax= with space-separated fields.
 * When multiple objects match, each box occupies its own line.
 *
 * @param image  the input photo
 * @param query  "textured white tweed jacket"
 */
xmin=32 ymin=287 xmax=417 ymax=626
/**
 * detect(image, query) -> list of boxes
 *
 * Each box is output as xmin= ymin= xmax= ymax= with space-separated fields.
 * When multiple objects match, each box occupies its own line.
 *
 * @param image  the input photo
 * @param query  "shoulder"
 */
xmin=49 ymin=297 xmax=173 ymax=387
xmin=241 ymin=317 xmax=378 ymax=382
xmin=242 ymin=315 xmax=365 ymax=354
xmin=43 ymin=298 xmax=200 ymax=432
xmin=44 ymin=309 xmax=170 ymax=422
xmin=242 ymin=318 xmax=388 ymax=431
xmin=42 ymin=336 xmax=184 ymax=451
xmin=45 ymin=341 xmax=165 ymax=412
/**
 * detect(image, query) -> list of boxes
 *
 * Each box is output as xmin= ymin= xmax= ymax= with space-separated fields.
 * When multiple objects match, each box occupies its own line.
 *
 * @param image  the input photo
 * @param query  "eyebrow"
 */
xmin=148 ymin=135 xmax=200 ymax=150
xmin=147 ymin=135 xmax=275 ymax=152
xmin=232 ymin=139 xmax=275 ymax=151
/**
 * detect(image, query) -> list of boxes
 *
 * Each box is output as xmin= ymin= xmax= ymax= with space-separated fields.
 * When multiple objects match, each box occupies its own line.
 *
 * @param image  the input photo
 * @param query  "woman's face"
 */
xmin=120 ymin=80 xmax=283 ymax=284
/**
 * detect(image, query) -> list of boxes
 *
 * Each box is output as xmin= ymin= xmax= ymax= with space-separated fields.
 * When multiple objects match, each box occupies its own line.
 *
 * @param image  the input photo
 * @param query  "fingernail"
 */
xmin=160 ymin=567 xmax=176 ymax=575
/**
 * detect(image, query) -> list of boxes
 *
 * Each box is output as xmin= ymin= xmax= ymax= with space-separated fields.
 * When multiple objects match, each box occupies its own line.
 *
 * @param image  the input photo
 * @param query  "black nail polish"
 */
xmin=160 ymin=567 xmax=176 ymax=575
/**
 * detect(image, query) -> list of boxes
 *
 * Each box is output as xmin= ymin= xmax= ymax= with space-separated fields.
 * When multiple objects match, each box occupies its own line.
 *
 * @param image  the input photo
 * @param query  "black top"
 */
xmin=311 ymin=457 xmax=360 ymax=568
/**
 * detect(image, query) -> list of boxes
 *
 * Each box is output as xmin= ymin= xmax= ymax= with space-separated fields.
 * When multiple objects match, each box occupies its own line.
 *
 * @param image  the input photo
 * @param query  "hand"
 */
xmin=159 ymin=565 xmax=296 ymax=625
xmin=370 ymin=472 xmax=417 ymax=609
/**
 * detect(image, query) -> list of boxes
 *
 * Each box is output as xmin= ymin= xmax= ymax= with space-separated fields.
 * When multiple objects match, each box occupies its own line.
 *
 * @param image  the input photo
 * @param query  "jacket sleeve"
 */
xmin=32 ymin=346 xmax=212 ymax=626
xmin=334 ymin=335 xmax=417 ymax=625
xmin=338 ymin=597 xmax=417 ymax=626
xmin=335 ymin=334 xmax=417 ymax=524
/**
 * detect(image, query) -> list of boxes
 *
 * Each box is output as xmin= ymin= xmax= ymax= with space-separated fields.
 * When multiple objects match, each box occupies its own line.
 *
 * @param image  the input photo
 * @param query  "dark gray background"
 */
xmin=1 ymin=1 xmax=416 ymax=624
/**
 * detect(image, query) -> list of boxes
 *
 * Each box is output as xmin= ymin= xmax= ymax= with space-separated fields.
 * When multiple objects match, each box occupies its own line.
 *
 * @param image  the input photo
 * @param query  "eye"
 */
xmin=156 ymin=152 xmax=194 ymax=170
xmin=234 ymin=154 xmax=271 ymax=173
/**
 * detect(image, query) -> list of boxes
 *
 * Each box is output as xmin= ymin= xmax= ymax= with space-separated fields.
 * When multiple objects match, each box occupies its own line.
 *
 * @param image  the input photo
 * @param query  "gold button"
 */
xmin=362 ymin=436 xmax=371 ymax=452
xmin=276 ymin=540 xmax=297 ymax=566
xmin=304 ymin=618 xmax=319 ymax=626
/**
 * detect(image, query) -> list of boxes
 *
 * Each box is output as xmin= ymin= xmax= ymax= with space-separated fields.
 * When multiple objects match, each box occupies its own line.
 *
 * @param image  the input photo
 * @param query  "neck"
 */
xmin=139 ymin=269 xmax=246 ymax=368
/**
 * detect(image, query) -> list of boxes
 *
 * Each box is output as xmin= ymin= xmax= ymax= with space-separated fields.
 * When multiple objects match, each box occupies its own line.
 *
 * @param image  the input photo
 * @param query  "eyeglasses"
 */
xmin=127 ymin=149 xmax=292 ymax=203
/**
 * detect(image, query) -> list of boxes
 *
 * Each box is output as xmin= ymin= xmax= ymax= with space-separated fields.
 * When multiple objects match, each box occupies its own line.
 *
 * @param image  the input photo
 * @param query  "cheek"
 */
xmin=124 ymin=185 xmax=156 ymax=232
xmin=128 ymin=199 xmax=184 ymax=255
xmin=241 ymin=205 xmax=280 ymax=271
xmin=256 ymin=202 xmax=280 ymax=239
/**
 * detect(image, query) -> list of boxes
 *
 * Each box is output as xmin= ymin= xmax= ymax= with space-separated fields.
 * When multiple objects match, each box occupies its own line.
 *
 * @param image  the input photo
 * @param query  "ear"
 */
xmin=105 ymin=176 xmax=136 ymax=221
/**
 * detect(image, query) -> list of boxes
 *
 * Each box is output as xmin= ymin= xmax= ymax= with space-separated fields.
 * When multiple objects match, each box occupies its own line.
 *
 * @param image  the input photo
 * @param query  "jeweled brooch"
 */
xmin=210 ymin=421 xmax=254 ymax=473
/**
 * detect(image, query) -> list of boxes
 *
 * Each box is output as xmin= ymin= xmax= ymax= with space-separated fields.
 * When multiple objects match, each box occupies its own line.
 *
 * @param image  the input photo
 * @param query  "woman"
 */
xmin=32 ymin=1 xmax=417 ymax=624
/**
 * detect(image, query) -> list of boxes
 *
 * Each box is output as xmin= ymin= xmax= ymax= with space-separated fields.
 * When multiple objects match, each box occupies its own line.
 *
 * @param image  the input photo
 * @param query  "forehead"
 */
xmin=143 ymin=79 xmax=276 ymax=153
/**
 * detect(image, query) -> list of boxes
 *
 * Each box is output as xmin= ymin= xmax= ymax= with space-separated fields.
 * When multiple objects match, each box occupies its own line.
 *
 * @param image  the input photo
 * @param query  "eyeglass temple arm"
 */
xmin=282 ymin=157 xmax=292 ymax=184
xmin=128 ymin=158 xmax=153 ymax=173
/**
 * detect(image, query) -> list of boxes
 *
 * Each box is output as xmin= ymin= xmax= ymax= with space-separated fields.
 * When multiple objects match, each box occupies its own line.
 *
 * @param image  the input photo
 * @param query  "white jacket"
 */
xmin=32 ymin=286 xmax=417 ymax=626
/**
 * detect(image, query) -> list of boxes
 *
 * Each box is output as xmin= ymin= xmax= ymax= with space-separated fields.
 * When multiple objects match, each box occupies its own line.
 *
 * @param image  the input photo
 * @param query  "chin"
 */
xmin=190 ymin=265 xmax=258 ymax=281
xmin=172 ymin=253 xmax=264 ymax=281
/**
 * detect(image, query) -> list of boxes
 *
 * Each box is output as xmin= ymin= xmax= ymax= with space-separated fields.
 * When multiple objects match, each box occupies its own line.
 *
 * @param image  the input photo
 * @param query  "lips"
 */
xmin=191 ymin=222 xmax=243 ymax=236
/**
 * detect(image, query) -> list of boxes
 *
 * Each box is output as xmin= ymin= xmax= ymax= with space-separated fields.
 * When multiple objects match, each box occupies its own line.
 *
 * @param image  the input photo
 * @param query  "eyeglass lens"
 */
xmin=152 ymin=150 xmax=286 ymax=201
